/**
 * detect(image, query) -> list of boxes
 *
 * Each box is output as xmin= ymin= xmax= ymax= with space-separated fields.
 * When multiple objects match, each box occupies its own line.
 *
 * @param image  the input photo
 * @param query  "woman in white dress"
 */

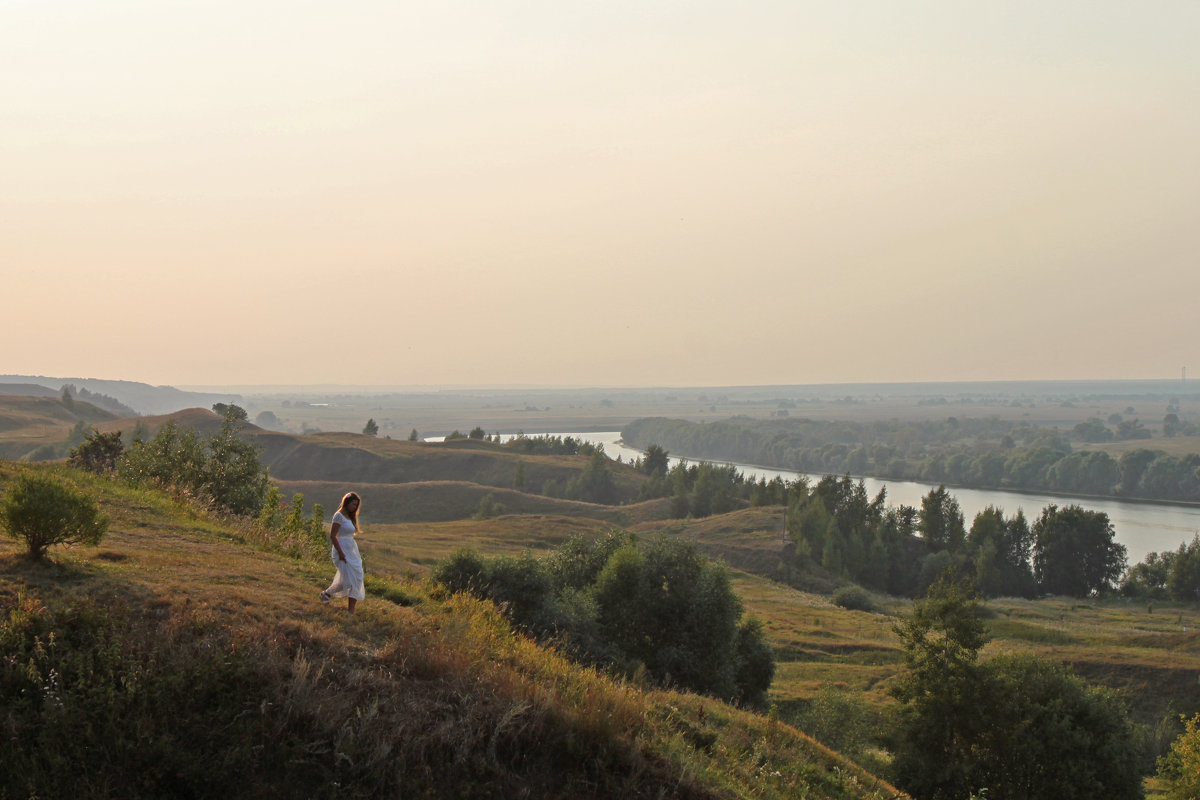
xmin=319 ymin=491 xmax=364 ymax=613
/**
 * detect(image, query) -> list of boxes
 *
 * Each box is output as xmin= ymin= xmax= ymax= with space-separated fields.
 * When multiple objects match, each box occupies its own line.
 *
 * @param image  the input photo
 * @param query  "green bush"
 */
xmin=473 ymin=493 xmax=504 ymax=519
xmin=119 ymin=418 xmax=268 ymax=516
xmin=832 ymin=585 xmax=876 ymax=612
xmin=1158 ymin=713 xmax=1200 ymax=800
xmin=432 ymin=547 xmax=489 ymax=595
xmin=796 ymin=685 xmax=879 ymax=760
xmin=67 ymin=428 xmax=125 ymax=473
xmin=0 ymin=473 xmax=108 ymax=560
xmin=432 ymin=533 xmax=776 ymax=706
xmin=890 ymin=580 xmax=1140 ymax=800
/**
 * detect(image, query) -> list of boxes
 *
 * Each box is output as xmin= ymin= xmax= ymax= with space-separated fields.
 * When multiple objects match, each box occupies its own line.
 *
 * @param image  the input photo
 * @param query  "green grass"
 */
xmin=0 ymin=461 xmax=909 ymax=799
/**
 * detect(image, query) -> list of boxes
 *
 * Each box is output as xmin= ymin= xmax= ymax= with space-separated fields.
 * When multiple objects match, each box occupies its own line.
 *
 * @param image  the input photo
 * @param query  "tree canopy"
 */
xmin=119 ymin=417 xmax=268 ymax=516
xmin=68 ymin=428 xmax=125 ymax=473
xmin=433 ymin=532 xmax=774 ymax=705
xmin=889 ymin=580 xmax=1140 ymax=800
xmin=1032 ymin=505 xmax=1126 ymax=597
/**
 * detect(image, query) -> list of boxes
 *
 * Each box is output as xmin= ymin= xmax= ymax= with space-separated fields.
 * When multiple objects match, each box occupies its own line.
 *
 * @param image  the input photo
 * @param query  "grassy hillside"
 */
xmin=253 ymin=431 xmax=647 ymax=498
xmin=0 ymin=393 xmax=119 ymax=460
xmin=364 ymin=505 xmax=1200 ymax=744
xmin=0 ymin=461 xmax=907 ymax=799
xmin=274 ymin=478 xmax=671 ymax=525
xmin=101 ymin=408 xmax=651 ymax=504
xmin=0 ymin=402 xmax=658 ymax=522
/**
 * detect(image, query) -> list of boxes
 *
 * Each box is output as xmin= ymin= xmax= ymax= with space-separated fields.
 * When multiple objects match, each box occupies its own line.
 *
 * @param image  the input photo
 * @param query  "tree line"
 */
xmin=785 ymin=474 xmax=1127 ymax=599
xmin=627 ymin=443 xmax=1136 ymax=600
xmin=623 ymin=416 xmax=1200 ymax=503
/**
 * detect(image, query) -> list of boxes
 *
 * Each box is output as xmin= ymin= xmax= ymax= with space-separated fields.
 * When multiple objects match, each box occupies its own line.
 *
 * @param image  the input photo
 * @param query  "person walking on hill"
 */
xmin=320 ymin=491 xmax=365 ymax=613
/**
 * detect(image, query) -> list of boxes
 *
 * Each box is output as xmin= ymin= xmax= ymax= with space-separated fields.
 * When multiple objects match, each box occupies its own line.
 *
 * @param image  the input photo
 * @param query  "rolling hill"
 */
xmin=0 ymin=393 xmax=120 ymax=460
xmin=0 ymin=461 xmax=908 ymax=799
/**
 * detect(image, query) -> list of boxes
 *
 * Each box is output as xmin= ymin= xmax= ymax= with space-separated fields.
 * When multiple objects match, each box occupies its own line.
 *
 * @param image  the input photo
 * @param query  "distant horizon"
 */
xmin=4 ymin=372 xmax=1195 ymax=396
xmin=178 ymin=376 xmax=1198 ymax=394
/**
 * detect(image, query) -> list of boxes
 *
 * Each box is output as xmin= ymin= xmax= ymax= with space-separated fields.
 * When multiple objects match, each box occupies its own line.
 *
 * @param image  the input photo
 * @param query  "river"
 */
xmin=500 ymin=431 xmax=1200 ymax=565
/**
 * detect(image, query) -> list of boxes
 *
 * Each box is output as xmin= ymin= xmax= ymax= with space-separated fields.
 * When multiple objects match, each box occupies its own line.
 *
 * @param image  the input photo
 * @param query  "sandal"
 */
xmin=319 ymin=591 xmax=331 ymax=605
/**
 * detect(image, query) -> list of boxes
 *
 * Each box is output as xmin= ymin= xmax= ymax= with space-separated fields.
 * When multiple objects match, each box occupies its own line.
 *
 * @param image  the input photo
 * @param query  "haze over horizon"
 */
xmin=5 ymin=2 xmax=1198 ymax=388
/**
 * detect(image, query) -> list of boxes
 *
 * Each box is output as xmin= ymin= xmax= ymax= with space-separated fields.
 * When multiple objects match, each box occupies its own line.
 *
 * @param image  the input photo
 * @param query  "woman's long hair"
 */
xmin=338 ymin=491 xmax=361 ymax=529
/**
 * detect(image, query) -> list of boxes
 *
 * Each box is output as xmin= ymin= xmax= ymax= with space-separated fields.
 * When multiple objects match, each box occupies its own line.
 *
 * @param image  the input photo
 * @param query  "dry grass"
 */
xmin=0 ymin=461 xmax=908 ymax=799
xmin=272 ymin=478 xmax=647 ymax=525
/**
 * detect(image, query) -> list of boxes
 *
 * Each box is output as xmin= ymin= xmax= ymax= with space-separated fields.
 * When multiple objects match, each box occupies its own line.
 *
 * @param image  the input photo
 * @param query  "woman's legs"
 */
xmin=347 ymin=597 xmax=357 ymax=614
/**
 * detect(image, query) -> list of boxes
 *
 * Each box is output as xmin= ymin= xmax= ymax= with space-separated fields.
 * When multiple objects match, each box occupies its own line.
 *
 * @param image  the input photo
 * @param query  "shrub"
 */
xmin=474 ymin=493 xmax=504 ymax=519
xmin=432 ymin=534 xmax=775 ymax=706
xmin=0 ymin=473 xmax=108 ymax=560
xmin=67 ymin=428 xmax=125 ymax=473
xmin=432 ymin=547 xmax=489 ymax=595
xmin=1158 ymin=713 xmax=1200 ymax=800
xmin=796 ymin=685 xmax=879 ymax=759
xmin=119 ymin=417 xmax=268 ymax=516
xmin=832 ymin=585 xmax=876 ymax=612
xmin=890 ymin=580 xmax=1140 ymax=800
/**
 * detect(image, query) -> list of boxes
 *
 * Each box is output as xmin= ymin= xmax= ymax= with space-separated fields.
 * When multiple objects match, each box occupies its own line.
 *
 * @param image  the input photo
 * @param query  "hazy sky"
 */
xmin=4 ymin=1 xmax=1198 ymax=388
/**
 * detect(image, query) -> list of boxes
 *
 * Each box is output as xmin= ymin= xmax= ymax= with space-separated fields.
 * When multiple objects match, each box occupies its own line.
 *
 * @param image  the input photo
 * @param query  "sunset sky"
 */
xmin=4 ymin=1 xmax=1198 ymax=388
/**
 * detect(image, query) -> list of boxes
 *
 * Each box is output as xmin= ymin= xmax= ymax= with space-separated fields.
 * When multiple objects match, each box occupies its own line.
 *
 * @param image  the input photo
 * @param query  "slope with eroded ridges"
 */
xmin=5 ymin=405 xmax=652 ymax=508
xmin=254 ymin=431 xmax=645 ymax=497
xmin=274 ymin=478 xmax=671 ymax=525
xmin=0 ymin=393 xmax=119 ymax=459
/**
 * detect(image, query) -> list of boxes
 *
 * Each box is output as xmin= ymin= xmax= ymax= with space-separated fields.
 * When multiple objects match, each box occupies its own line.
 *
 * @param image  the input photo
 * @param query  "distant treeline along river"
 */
xmin=510 ymin=431 xmax=1198 ymax=565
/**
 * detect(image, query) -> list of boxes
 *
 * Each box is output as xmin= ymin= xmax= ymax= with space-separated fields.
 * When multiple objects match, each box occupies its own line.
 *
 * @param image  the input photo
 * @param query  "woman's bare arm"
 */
xmin=330 ymin=522 xmax=346 ymax=561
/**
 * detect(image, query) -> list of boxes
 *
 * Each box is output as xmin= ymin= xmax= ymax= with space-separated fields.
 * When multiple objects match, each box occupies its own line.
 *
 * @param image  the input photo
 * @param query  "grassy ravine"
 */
xmin=0 ymin=395 xmax=119 ymax=460
xmin=0 ymin=462 xmax=906 ymax=800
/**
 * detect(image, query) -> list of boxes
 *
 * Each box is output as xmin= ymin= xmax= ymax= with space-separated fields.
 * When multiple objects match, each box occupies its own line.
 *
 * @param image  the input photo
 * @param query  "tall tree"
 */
xmin=890 ymin=580 xmax=989 ymax=800
xmin=919 ymin=485 xmax=965 ymax=552
xmin=968 ymin=506 xmax=1035 ymax=598
xmin=212 ymin=403 xmax=248 ymax=421
xmin=1032 ymin=505 xmax=1126 ymax=597
xmin=1158 ymin=713 xmax=1200 ymax=800
xmin=68 ymin=428 xmax=125 ymax=473
xmin=890 ymin=580 xmax=1140 ymax=800
xmin=641 ymin=443 xmax=670 ymax=476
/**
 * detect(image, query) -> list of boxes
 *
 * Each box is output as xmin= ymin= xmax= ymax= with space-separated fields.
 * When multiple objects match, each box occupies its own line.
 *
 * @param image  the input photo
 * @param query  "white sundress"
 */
xmin=324 ymin=510 xmax=365 ymax=601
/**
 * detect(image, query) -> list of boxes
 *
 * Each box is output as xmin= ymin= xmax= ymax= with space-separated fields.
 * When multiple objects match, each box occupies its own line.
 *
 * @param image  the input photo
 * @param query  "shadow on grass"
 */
xmin=0 ymin=548 xmax=163 ymax=615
